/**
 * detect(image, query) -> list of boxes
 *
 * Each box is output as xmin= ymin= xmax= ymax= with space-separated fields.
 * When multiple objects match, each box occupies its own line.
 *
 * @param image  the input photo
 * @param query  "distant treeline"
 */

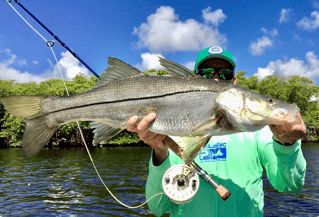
xmin=0 ymin=69 xmax=319 ymax=148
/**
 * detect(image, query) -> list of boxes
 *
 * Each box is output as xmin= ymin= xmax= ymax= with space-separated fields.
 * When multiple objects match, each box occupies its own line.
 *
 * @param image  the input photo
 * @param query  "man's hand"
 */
xmin=269 ymin=112 xmax=306 ymax=145
xmin=127 ymin=112 xmax=168 ymax=165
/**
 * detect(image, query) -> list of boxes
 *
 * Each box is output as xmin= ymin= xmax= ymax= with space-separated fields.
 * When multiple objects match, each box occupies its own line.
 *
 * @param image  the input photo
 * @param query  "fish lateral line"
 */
xmin=42 ymin=89 xmax=216 ymax=116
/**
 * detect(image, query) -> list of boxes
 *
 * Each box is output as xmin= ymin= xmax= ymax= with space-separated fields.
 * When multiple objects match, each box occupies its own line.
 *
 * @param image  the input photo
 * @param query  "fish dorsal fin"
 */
xmin=159 ymin=57 xmax=196 ymax=77
xmin=90 ymin=122 xmax=124 ymax=145
xmin=171 ymin=135 xmax=211 ymax=164
xmin=94 ymin=57 xmax=143 ymax=88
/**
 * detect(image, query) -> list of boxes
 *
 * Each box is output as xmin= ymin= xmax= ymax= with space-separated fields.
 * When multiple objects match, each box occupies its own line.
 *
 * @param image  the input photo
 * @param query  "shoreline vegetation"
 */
xmin=1 ymin=69 xmax=319 ymax=148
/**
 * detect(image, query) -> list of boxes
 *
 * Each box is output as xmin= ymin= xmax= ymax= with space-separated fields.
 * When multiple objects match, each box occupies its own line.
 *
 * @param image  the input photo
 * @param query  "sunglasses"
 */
xmin=195 ymin=68 xmax=234 ymax=80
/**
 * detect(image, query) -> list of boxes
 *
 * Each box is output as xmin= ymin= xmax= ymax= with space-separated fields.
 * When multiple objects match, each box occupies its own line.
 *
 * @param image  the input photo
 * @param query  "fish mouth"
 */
xmin=244 ymin=103 xmax=300 ymax=125
xmin=267 ymin=104 xmax=300 ymax=125
xmin=287 ymin=103 xmax=300 ymax=117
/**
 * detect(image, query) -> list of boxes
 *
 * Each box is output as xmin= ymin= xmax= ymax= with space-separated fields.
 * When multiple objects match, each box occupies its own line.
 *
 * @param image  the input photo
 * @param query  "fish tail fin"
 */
xmin=1 ymin=95 xmax=48 ymax=118
xmin=1 ymin=95 xmax=57 ymax=157
xmin=23 ymin=115 xmax=58 ymax=157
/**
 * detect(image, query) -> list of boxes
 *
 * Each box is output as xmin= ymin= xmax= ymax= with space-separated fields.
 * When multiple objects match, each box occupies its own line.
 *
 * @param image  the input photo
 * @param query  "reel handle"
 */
xmin=190 ymin=162 xmax=231 ymax=201
xmin=215 ymin=185 xmax=231 ymax=201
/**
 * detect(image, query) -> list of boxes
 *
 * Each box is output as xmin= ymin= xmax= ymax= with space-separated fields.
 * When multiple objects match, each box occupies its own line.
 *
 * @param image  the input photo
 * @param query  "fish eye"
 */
xmin=268 ymin=98 xmax=273 ymax=103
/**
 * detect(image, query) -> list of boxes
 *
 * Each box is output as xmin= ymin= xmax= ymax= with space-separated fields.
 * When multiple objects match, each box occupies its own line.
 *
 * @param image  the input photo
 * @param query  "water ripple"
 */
xmin=0 ymin=145 xmax=318 ymax=216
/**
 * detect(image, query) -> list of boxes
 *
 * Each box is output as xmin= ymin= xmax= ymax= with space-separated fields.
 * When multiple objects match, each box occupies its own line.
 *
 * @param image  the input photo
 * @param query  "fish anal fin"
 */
xmin=90 ymin=122 xmax=124 ymax=145
xmin=173 ymin=135 xmax=211 ymax=164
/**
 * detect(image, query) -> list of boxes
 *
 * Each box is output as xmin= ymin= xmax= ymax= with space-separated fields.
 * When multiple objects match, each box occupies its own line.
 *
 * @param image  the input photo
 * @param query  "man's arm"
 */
xmin=127 ymin=113 xmax=177 ymax=216
xmin=258 ymin=112 xmax=307 ymax=193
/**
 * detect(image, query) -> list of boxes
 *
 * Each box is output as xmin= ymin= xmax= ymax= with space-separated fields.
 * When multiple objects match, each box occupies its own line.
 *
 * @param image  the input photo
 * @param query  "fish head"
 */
xmin=216 ymin=85 xmax=300 ymax=131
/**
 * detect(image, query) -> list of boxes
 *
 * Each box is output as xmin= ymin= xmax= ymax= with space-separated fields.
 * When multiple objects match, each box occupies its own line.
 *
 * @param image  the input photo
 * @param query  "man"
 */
xmin=127 ymin=46 xmax=307 ymax=217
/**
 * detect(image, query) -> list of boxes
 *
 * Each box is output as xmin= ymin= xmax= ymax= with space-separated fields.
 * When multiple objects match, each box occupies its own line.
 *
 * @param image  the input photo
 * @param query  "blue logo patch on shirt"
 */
xmin=199 ymin=142 xmax=227 ymax=163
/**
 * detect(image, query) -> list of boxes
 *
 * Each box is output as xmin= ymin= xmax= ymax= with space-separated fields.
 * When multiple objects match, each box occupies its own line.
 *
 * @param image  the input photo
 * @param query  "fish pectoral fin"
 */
xmin=192 ymin=118 xmax=219 ymax=134
xmin=159 ymin=57 xmax=196 ymax=77
xmin=90 ymin=122 xmax=124 ymax=145
xmin=94 ymin=57 xmax=143 ymax=89
xmin=177 ymin=135 xmax=211 ymax=165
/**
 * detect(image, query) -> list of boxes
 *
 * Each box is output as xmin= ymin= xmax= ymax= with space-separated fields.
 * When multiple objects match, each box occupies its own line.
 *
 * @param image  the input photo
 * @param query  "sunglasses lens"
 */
xmin=219 ymin=69 xmax=234 ymax=80
xmin=196 ymin=68 xmax=215 ymax=78
xmin=203 ymin=72 xmax=215 ymax=79
xmin=195 ymin=68 xmax=234 ymax=80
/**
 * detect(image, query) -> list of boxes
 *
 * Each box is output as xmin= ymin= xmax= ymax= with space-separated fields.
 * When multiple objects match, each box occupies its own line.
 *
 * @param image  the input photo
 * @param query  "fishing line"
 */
xmin=6 ymin=0 xmax=165 ymax=209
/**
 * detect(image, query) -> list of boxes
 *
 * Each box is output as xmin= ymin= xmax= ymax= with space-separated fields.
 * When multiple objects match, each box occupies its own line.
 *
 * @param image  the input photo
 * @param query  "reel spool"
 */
xmin=162 ymin=164 xmax=200 ymax=204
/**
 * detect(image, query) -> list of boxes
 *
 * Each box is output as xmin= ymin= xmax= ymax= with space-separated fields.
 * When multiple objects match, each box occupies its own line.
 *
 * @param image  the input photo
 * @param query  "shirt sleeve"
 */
xmin=256 ymin=127 xmax=307 ymax=194
xmin=145 ymin=149 xmax=177 ymax=217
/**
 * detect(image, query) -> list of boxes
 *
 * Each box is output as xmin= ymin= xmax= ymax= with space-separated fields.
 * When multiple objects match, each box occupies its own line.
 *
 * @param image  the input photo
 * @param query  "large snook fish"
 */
xmin=1 ymin=57 xmax=300 ymax=163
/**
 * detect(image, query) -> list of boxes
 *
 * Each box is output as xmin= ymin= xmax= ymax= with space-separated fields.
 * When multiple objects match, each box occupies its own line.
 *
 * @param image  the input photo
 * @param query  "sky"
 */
xmin=0 ymin=0 xmax=319 ymax=84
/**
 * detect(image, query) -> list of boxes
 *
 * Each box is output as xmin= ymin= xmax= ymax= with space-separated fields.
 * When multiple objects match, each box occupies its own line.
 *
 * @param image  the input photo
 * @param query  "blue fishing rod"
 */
xmin=5 ymin=0 xmax=100 ymax=79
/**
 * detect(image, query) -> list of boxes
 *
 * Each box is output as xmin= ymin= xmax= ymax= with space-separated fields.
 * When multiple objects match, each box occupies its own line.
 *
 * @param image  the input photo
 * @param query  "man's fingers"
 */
xmin=140 ymin=131 xmax=158 ymax=142
xmin=137 ymin=112 xmax=157 ymax=132
xmin=127 ymin=116 xmax=139 ymax=132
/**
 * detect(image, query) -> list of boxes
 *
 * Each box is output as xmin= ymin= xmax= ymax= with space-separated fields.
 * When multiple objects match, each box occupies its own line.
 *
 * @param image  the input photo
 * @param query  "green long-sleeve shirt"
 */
xmin=145 ymin=126 xmax=306 ymax=217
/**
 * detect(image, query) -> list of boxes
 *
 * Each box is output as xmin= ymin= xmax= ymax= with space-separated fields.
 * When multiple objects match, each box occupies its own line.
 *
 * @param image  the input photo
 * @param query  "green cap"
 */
xmin=194 ymin=46 xmax=236 ymax=71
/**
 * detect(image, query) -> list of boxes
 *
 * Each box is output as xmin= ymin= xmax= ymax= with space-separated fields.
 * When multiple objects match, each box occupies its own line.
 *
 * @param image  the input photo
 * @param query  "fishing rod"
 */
xmin=5 ymin=0 xmax=100 ymax=79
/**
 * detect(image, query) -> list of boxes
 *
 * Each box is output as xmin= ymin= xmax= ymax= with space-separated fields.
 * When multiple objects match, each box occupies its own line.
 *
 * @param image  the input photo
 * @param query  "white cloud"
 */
xmin=135 ymin=52 xmax=164 ymax=71
xmin=48 ymin=51 xmax=90 ymax=80
xmin=249 ymin=28 xmax=278 ymax=56
xmin=279 ymin=9 xmax=292 ymax=23
xmin=133 ymin=6 xmax=227 ymax=53
xmin=17 ymin=59 xmax=27 ymax=67
xmin=294 ymin=34 xmax=301 ymax=41
xmin=309 ymin=95 xmax=319 ymax=102
xmin=0 ymin=49 xmax=43 ymax=83
xmin=254 ymin=51 xmax=319 ymax=80
xmin=307 ymin=39 xmax=315 ymax=46
xmin=32 ymin=61 xmax=39 ymax=65
xmin=297 ymin=11 xmax=319 ymax=30
xmin=184 ymin=61 xmax=195 ymax=70
xmin=254 ymin=67 xmax=275 ymax=80
xmin=0 ymin=49 xmax=89 ymax=83
xmin=261 ymin=28 xmax=278 ymax=37
xmin=249 ymin=36 xmax=273 ymax=56
xmin=314 ymin=1 xmax=319 ymax=9
xmin=202 ymin=7 xmax=227 ymax=26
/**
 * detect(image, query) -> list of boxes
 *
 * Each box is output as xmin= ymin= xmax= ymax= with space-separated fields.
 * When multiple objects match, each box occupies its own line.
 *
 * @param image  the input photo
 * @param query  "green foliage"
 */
xmin=0 ymin=80 xmax=14 ymax=98
xmin=310 ymin=135 xmax=319 ymax=142
xmin=236 ymin=71 xmax=260 ymax=93
xmin=102 ymin=131 xmax=141 ymax=145
xmin=60 ymin=121 xmax=91 ymax=134
xmin=0 ymin=112 xmax=24 ymax=147
xmin=144 ymin=68 xmax=168 ymax=76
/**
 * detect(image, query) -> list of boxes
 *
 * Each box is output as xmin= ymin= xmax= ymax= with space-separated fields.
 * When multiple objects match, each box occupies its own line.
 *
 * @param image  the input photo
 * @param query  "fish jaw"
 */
xmin=240 ymin=101 xmax=300 ymax=126
xmin=264 ymin=103 xmax=300 ymax=125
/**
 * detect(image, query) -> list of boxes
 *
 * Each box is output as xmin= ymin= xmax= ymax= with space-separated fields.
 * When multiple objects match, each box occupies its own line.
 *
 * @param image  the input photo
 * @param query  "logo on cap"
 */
xmin=208 ymin=46 xmax=223 ymax=54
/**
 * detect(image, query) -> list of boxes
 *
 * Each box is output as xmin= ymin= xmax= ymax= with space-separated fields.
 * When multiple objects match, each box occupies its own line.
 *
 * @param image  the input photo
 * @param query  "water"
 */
xmin=263 ymin=143 xmax=319 ymax=217
xmin=0 ymin=144 xmax=318 ymax=216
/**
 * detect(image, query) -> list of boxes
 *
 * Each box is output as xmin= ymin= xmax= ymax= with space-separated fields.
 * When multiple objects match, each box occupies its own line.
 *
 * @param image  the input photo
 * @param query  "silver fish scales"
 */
xmin=1 ymin=57 xmax=300 ymax=163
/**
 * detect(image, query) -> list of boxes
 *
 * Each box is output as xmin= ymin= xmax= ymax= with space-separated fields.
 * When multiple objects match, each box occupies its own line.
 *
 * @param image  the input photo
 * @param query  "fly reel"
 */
xmin=162 ymin=164 xmax=200 ymax=204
